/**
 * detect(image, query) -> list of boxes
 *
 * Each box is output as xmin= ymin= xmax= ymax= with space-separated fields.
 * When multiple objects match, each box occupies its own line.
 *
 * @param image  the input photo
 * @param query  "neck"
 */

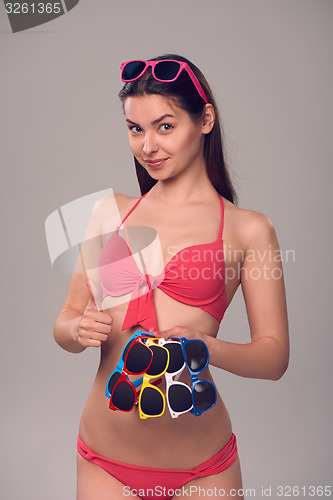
xmin=149 ymin=163 xmax=217 ymax=204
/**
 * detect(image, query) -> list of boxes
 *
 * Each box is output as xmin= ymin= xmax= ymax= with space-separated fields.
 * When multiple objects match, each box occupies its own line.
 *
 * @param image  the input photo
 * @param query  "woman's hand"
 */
xmin=74 ymin=279 xmax=113 ymax=348
xmin=150 ymin=325 xmax=206 ymax=342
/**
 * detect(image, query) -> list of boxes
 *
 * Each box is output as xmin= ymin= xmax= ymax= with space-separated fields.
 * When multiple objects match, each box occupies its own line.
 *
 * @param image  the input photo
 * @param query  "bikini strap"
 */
xmin=218 ymin=194 xmax=225 ymax=239
xmin=119 ymin=192 xmax=148 ymax=227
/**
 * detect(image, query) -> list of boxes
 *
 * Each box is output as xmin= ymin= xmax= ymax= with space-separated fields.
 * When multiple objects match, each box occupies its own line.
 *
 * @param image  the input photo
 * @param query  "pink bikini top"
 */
xmin=98 ymin=192 xmax=228 ymax=332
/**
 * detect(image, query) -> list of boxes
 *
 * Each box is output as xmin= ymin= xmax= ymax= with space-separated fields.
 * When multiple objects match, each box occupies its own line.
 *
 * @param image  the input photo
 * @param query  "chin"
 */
xmin=144 ymin=167 xmax=171 ymax=180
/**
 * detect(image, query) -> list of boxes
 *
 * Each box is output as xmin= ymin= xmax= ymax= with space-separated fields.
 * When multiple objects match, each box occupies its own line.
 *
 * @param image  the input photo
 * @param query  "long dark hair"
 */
xmin=118 ymin=54 xmax=237 ymax=204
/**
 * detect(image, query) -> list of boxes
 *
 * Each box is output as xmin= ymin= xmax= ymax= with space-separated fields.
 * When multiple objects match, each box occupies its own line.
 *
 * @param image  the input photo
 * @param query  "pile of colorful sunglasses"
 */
xmin=105 ymin=331 xmax=217 ymax=419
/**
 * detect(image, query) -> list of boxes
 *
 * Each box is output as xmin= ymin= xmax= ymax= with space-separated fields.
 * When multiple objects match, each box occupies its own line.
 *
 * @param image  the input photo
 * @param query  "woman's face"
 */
xmin=123 ymin=94 xmax=208 ymax=181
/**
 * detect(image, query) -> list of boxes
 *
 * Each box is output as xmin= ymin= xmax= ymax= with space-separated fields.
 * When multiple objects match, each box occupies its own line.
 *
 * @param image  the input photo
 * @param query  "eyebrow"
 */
xmin=126 ymin=113 xmax=175 ymax=127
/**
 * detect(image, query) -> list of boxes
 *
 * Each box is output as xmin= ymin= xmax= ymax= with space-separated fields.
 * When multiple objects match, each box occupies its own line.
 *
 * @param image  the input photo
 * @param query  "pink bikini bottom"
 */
xmin=77 ymin=432 xmax=238 ymax=500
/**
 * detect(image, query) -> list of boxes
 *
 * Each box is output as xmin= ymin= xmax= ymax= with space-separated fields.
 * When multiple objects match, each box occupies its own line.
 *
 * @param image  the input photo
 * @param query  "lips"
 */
xmin=144 ymin=158 xmax=168 ymax=168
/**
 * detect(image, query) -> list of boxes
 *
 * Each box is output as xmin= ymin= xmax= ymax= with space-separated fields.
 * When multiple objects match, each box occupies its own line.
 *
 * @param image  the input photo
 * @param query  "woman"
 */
xmin=54 ymin=54 xmax=289 ymax=500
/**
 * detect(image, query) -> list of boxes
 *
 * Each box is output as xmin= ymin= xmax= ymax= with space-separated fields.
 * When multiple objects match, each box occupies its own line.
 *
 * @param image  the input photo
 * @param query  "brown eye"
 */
xmin=160 ymin=124 xmax=173 ymax=131
xmin=129 ymin=126 xmax=142 ymax=133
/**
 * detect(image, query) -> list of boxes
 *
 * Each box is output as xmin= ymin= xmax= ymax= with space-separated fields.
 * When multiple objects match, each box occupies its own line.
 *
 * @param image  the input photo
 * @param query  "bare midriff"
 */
xmin=78 ymin=287 xmax=233 ymax=470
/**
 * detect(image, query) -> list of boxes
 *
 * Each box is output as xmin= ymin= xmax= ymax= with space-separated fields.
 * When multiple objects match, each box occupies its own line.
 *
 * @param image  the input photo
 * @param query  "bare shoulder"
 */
xmin=223 ymin=198 xmax=277 ymax=252
xmin=90 ymin=192 xmax=141 ymax=234
xmin=113 ymin=193 xmax=141 ymax=213
xmin=93 ymin=192 xmax=139 ymax=213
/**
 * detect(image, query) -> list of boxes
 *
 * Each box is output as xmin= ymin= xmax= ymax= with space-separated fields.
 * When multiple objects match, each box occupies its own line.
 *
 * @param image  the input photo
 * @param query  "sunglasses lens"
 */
xmin=108 ymin=372 xmax=135 ymax=411
xmin=193 ymin=381 xmax=216 ymax=410
xmin=112 ymin=380 xmax=136 ymax=411
xmin=154 ymin=60 xmax=180 ymax=80
xmin=168 ymin=384 xmax=192 ymax=413
xmin=125 ymin=342 xmax=152 ymax=374
xmin=165 ymin=342 xmax=184 ymax=373
xmin=141 ymin=387 xmax=164 ymax=416
xmin=146 ymin=345 xmax=168 ymax=377
xmin=122 ymin=338 xmax=135 ymax=361
xmin=184 ymin=341 xmax=208 ymax=372
xmin=107 ymin=371 xmax=121 ymax=395
xmin=122 ymin=61 xmax=146 ymax=80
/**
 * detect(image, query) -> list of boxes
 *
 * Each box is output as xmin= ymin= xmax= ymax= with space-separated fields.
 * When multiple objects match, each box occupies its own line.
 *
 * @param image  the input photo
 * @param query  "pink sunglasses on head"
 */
xmin=120 ymin=59 xmax=209 ymax=104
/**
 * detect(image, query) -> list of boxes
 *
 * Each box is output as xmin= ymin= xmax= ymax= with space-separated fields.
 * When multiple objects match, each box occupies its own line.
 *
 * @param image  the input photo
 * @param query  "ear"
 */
xmin=201 ymin=104 xmax=215 ymax=134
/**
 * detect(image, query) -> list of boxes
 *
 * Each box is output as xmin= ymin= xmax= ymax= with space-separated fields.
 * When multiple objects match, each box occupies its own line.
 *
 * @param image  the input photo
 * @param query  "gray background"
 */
xmin=1 ymin=1 xmax=332 ymax=498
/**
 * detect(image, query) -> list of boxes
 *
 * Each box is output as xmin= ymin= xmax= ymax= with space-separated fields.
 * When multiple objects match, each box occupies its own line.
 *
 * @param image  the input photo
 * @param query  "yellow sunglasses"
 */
xmin=137 ymin=338 xmax=169 ymax=419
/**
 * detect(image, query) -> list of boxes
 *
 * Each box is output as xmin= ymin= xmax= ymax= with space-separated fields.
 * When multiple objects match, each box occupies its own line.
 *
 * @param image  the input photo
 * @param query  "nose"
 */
xmin=143 ymin=132 xmax=158 ymax=156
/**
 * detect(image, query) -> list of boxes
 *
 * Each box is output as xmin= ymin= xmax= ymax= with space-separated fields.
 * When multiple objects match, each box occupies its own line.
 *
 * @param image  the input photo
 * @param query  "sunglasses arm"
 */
xmin=133 ymin=377 xmax=143 ymax=388
xmin=135 ymin=376 xmax=163 ymax=391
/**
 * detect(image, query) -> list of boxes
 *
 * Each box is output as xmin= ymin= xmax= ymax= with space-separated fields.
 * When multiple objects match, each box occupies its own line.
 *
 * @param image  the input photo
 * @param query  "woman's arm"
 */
xmin=53 ymin=196 xmax=114 ymax=353
xmin=53 ymin=272 xmax=89 ymax=353
xmin=158 ymin=213 xmax=289 ymax=381
xmin=53 ymin=273 xmax=112 ymax=353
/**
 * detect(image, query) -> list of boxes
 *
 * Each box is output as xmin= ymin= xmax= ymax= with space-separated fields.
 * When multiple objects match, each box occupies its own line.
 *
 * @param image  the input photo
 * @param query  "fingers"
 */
xmin=76 ymin=288 xmax=113 ymax=347
xmin=79 ymin=313 xmax=112 ymax=334
xmin=77 ymin=314 xmax=112 ymax=348
xmin=157 ymin=326 xmax=203 ymax=340
xmin=76 ymin=277 xmax=113 ymax=348
xmin=149 ymin=327 xmax=160 ymax=336
xmin=154 ymin=326 xmax=188 ymax=339
xmin=77 ymin=332 xmax=109 ymax=348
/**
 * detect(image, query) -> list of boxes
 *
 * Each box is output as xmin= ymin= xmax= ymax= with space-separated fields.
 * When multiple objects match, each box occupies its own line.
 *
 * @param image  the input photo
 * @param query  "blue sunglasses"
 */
xmin=172 ymin=337 xmax=217 ymax=417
